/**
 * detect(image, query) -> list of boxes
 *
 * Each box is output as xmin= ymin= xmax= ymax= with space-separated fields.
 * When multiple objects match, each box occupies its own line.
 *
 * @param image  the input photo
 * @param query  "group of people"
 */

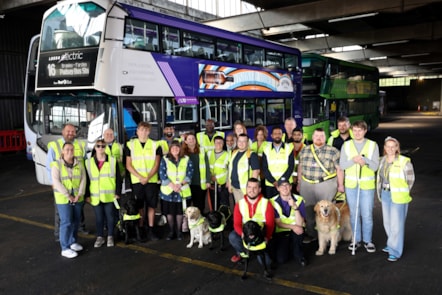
xmin=48 ymin=116 xmax=414 ymax=266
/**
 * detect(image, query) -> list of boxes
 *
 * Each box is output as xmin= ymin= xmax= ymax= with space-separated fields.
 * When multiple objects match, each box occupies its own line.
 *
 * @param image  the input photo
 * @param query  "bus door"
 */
xmin=122 ymin=99 xmax=162 ymax=141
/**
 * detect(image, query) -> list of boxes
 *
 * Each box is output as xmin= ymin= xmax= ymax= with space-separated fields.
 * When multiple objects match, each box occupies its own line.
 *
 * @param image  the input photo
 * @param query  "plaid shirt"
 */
xmin=299 ymin=144 xmax=340 ymax=181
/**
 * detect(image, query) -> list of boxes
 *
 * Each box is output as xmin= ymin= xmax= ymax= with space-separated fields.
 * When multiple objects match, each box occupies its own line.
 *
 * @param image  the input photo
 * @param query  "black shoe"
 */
xmin=298 ymin=257 xmax=307 ymax=267
xmin=78 ymin=227 xmax=90 ymax=235
xmin=148 ymin=229 xmax=159 ymax=241
xmin=166 ymin=232 xmax=175 ymax=241
xmin=177 ymin=233 xmax=183 ymax=240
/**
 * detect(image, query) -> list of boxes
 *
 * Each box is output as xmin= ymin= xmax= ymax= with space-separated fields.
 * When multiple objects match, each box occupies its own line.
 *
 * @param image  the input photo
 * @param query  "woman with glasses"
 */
xmin=51 ymin=142 xmax=86 ymax=258
xmin=85 ymin=139 xmax=122 ymax=248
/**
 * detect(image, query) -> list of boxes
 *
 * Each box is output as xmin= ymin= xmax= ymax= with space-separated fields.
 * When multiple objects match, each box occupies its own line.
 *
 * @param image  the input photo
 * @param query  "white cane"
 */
xmin=351 ymin=163 xmax=362 ymax=256
xmin=214 ymin=181 xmax=218 ymax=211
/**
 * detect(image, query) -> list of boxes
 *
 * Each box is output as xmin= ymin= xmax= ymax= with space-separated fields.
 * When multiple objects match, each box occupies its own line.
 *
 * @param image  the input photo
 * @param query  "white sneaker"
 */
xmin=70 ymin=243 xmax=83 ymax=252
xmin=107 ymin=236 xmax=114 ymax=247
xmin=94 ymin=236 xmax=105 ymax=248
xmin=61 ymin=249 xmax=78 ymax=259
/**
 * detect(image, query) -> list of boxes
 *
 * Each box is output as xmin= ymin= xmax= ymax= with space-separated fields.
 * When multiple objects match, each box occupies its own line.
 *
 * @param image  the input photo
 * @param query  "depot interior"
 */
xmin=0 ymin=0 xmax=441 ymax=131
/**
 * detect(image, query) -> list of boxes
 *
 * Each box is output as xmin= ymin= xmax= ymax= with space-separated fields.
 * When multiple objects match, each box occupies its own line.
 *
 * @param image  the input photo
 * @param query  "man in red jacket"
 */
xmin=229 ymin=178 xmax=275 ymax=264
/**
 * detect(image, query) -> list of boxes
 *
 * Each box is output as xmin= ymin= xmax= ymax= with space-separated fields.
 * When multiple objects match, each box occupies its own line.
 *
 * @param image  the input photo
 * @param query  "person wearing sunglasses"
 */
xmin=85 ymin=139 xmax=122 ymax=248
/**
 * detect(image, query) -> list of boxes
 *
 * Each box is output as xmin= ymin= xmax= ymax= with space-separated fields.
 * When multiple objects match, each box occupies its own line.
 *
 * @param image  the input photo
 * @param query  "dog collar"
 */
xmin=189 ymin=216 xmax=205 ymax=229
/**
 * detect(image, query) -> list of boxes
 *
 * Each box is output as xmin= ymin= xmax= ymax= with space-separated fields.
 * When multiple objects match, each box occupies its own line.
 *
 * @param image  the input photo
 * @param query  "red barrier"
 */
xmin=0 ymin=130 xmax=26 ymax=152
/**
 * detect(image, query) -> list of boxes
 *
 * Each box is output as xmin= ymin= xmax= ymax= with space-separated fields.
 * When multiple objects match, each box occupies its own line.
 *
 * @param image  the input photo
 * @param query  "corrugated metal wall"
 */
xmin=0 ymin=14 xmax=41 ymax=130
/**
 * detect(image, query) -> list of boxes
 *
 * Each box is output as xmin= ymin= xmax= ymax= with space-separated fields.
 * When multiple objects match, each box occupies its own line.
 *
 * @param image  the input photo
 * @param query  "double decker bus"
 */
xmin=301 ymin=53 xmax=380 ymax=141
xmin=24 ymin=0 xmax=302 ymax=185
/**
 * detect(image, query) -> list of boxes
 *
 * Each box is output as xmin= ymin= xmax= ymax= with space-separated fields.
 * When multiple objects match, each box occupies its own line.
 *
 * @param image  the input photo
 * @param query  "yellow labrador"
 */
xmin=185 ymin=206 xmax=212 ymax=248
xmin=314 ymin=200 xmax=352 ymax=255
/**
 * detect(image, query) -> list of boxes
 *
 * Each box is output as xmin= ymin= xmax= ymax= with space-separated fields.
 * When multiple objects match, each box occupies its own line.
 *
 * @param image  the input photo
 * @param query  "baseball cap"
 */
xmin=278 ymin=177 xmax=290 ymax=186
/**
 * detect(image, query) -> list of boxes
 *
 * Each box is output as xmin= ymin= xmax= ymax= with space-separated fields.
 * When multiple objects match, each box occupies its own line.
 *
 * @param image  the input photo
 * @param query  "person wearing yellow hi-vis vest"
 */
xmin=207 ymin=136 xmax=230 ymax=209
xmin=159 ymin=140 xmax=194 ymax=240
xmin=227 ymin=133 xmax=260 ymax=204
xmin=103 ymin=128 xmax=125 ymax=177
xmin=51 ymin=142 xmax=86 ymax=259
xmin=182 ymin=133 xmax=210 ymax=214
xmin=125 ymin=122 xmax=161 ymax=241
xmin=269 ymin=177 xmax=307 ymax=266
xmin=196 ymin=119 xmax=225 ymax=153
xmin=340 ymin=120 xmax=379 ymax=254
xmin=46 ymin=123 xmax=87 ymax=242
xmin=85 ymin=139 xmax=122 ymax=248
xmin=262 ymin=126 xmax=294 ymax=198
xmin=376 ymin=137 xmax=415 ymax=262
xmin=228 ymin=178 xmax=275 ymax=265
xmin=327 ymin=116 xmax=353 ymax=151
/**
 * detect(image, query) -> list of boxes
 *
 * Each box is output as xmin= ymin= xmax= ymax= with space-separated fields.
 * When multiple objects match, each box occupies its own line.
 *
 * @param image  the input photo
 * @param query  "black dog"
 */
xmin=207 ymin=205 xmax=232 ymax=251
xmin=241 ymin=220 xmax=271 ymax=280
xmin=122 ymin=198 xmax=142 ymax=244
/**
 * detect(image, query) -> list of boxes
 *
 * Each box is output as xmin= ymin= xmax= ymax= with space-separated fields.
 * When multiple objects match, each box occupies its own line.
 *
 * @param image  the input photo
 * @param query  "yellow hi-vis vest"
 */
xmin=127 ymin=138 xmax=158 ymax=184
xmin=263 ymin=143 xmax=294 ymax=187
xmin=105 ymin=143 xmax=125 ymax=177
xmin=291 ymin=142 xmax=305 ymax=177
xmin=270 ymin=195 xmax=304 ymax=233
xmin=327 ymin=129 xmax=354 ymax=146
xmin=343 ymin=140 xmax=377 ymax=189
xmin=238 ymin=197 xmax=268 ymax=228
xmin=196 ymin=131 xmax=225 ymax=153
xmin=48 ymin=138 xmax=85 ymax=162
xmin=207 ymin=150 xmax=229 ymax=185
xmin=386 ymin=156 xmax=412 ymax=204
xmin=229 ymin=149 xmax=254 ymax=194
xmin=85 ymin=156 xmax=117 ymax=206
xmin=251 ymin=141 xmax=269 ymax=157
xmin=51 ymin=160 xmax=83 ymax=204
xmin=160 ymin=156 xmax=192 ymax=198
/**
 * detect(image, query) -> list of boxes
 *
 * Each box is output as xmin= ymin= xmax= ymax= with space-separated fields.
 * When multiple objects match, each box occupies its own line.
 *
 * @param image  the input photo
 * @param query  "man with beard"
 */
xmin=262 ymin=126 xmax=294 ymax=198
xmin=158 ymin=123 xmax=181 ymax=155
xmin=197 ymin=118 xmax=224 ymax=153
xmin=327 ymin=116 xmax=353 ymax=150
xmin=297 ymin=128 xmax=344 ymax=243
xmin=229 ymin=178 xmax=275 ymax=266
xmin=291 ymin=127 xmax=305 ymax=194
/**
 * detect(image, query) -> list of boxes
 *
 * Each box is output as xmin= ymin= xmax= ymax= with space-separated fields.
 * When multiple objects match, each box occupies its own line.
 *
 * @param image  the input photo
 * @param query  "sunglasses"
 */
xmin=95 ymin=145 xmax=106 ymax=148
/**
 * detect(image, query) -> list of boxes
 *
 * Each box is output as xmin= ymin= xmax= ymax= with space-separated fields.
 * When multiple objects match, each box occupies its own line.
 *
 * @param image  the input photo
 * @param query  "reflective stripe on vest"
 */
xmin=263 ymin=143 xmax=294 ymax=187
xmin=343 ymin=140 xmax=376 ymax=189
xmin=270 ymin=195 xmax=304 ymax=233
xmin=52 ymin=160 xmax=83 ymax=204
xmin=123 ymin=213 xmax=141 ymax=221
xmin=197 ymin=131 xmax=224 ymax=153
xmin=207 ymin=150 xmax=229 ymax=185
xmin=229 ymin=149 xmax=253 ymax=194
xmin=85 ymin=157 xmax=117 ymax=206
xmin=160 ymin=156 xmax=192 ymax=198
xmin=238 ymin=197 xmax=268 ymax=228
xmin=388 ymin=156 xmax=412 ymax=204
xmin=48 ymin=139 xmax=85 ymax=163
xmin=127 ymin=138 xmax=158 ymax=184
xmin=105 ymin=143 xmax=124 ymax=176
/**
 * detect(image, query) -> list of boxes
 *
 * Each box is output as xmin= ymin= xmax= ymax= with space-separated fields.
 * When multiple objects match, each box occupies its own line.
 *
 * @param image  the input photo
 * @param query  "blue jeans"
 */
xmin=57 ymin=201 xmax=83 ymax=251
xmin=93 ymin=202 xmax=115 ymax=237
xmin=345 ymin=186 xmax=375 ymax=244
xmin=381 ymin=190 xmax=408 ymax=258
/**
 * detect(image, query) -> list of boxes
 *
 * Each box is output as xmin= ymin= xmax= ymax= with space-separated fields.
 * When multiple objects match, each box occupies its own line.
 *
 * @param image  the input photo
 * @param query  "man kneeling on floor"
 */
xmin=229 ymin=178 xmax=275 ymax=266
xmin=269 ymin=177 xmax=307 ymax=267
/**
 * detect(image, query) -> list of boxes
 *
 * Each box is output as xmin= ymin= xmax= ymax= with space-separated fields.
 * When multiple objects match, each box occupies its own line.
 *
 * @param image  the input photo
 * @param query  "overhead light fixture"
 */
xmin=401 ymin=53 xmax=430 ymax=58
xmin=372 ymin=40 xmax=409 ymax=47
xmin=369 ymin=56 xmax=387 ymax=60
xmin=419 ymin=61 xmax=442 ymax=66
xmin=328 ymin=12 xmax=378 ymax=23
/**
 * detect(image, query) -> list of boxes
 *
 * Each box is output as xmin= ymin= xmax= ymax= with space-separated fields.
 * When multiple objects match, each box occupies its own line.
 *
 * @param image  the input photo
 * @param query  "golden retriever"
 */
xmin=185 ymin=206 xmax=212 ymax=248
xmin=314 ymin=200 xmax=352 ymax=255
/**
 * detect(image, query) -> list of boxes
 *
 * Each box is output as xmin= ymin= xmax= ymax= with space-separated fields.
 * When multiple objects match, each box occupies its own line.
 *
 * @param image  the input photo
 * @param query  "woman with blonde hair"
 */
xmin=376 ymin=136 xmax=415 ymax=262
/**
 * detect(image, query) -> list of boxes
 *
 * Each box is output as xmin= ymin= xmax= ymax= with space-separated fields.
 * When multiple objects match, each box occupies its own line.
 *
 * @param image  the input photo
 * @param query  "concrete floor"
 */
xmin=0 ymin=112 xmax=440 ymax=295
